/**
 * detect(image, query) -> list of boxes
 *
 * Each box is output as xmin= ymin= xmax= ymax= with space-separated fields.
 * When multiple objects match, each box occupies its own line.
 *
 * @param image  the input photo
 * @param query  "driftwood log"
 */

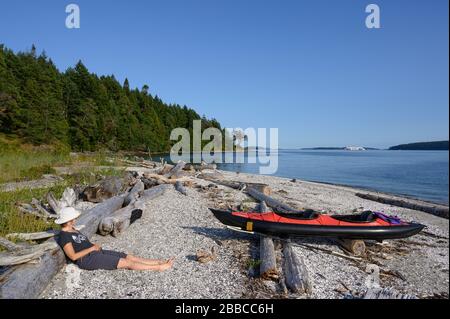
xmin=363 ymin=287 xmax=416 ymax=299
xmin=355 ymin=193 xmax=449 ymax=219
xmin=98 ymin=204 xmax=143 ymax=237
xmin=82 ymin=176 xmax=123 ymax=203
xmin=337 ymin=239 xmax=366 ymax=256
xmin=247 ymin=188 xmax=300 ymax=214
xmin=0 ymin=237 xmax=22 ymax=252
xmin=6 ymin=230 xmax=59 ymax=241
xmin=175 ymin=181 xmax=187 ymax=196
xmin=0 ymin=241 xmax=58 ymax=266
xmin=140 ymin=184 xmax=172 ymax=201
xmin=0 ymin=195 xmax=125 ymax=299
xmin=143 ymin=173 xmax=187 ymax=185
xmin=164 ymin=161 xmax=186 ymax=179
xmin=282 ymin=241 xmax=312 ymax=294
xmin=185 ymin=163 xmax=217 ymax=171
xmin=99 ymin=184 xmax=170 ymax=237
xmin=17 ymin=203 xmax=55 ymax=220
xmin=258 ymin=202 xmax=278 ymax=280
xmin=123 ymin=180 xmax=145 ymax=206
xmin=199 ymin=178 xmax=271 ymax=196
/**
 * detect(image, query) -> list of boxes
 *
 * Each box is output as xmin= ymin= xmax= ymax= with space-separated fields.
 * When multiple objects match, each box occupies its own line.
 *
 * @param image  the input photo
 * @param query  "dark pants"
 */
xmin=76 ymin=250 xmax=127 ymax=270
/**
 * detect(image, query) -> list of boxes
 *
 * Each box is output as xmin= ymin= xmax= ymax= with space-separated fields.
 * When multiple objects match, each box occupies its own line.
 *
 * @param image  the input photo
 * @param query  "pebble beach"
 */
xmin=41 ymin=170 xmax=449 ymax=299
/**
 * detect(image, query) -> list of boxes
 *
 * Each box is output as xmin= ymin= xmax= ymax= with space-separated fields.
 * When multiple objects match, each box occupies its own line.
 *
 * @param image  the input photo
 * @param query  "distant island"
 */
xmin=389 ymin=141 xmax=449 ymax=151
xmin=301 ymin=146 xmax=379 ymax=151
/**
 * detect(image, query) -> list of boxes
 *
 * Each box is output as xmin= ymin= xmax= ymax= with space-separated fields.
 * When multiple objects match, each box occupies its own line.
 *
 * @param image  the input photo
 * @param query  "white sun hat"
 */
xmin=55 ymin=207 xmax=81 ymax=225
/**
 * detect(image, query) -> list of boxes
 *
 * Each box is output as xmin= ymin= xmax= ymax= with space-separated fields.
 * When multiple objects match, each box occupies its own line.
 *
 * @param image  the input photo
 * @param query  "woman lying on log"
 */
xmin=55 ymin=207 xmax=174 ymax=271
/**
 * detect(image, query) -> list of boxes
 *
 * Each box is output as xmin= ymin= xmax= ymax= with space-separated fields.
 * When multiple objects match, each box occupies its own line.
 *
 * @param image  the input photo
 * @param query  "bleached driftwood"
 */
xmin=355 ymin=193 xmax=449 ymax=219
xmin=140 ymin=184 xmax=172 ymax=201
xmin=143 ymin=173 xmax=187 ymax=185
xmin=123 ymin=180 xmax=144 ymax=206
xmin=175 ymin=181 xmax=187 ymax=196
xmin=363 ymin=288 xmax=416 ymax=299
xmin=98 ymin=203 xmax=143 ymax=237
xmin=0 ymin=237 xmax=22 ymax=252
xmin=185 ymin=163 xmax=217 ymax=171
xmin=60 ymin=188 xmax=77 ymax=207
xmin=0 ymin=241 xmax=58 ymax=266
xmin=0 ymin=195 xmax=125 ymax=299
xmin=337 ymin=239 xmax=366 ymax=257
xmin=6 ymin=230 xmax=59 ymax=242
xmin=82 ymin=176 xmax=123 ymax=203
xmin=99 ymin=184 xmax=169 ymax=237
xmin=247 ymin=188 xmax=300 ymax=214
xmin=282 ymin=242 xmax=312 ymax=294
xmin=164 ymin=161 xmax=186 ymax=179
xmin=17 ymin=203 xmax=55 ymax=220
xmin=258 ymin=201 xmax=278 ymax=280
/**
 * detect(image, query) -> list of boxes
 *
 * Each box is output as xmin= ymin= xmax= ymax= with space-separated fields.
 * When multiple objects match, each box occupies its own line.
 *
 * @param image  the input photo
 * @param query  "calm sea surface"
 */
xmin=155 ymin=150 xmax=449 ymax=205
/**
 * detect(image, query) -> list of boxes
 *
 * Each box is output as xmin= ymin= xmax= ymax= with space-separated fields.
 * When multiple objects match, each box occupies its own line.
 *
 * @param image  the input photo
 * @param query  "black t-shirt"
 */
xmin=57 ymin=230 xmax=94 ymax=253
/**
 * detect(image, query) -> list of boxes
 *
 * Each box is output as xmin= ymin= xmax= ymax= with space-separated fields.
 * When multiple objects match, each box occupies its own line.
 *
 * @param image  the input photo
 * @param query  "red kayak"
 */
xmin=209 ymin=209 xmax=425 ymax=240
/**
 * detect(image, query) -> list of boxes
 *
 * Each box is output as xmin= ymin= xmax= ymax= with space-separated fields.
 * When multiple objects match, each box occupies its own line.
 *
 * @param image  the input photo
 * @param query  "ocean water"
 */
xmin=155 ymin=150 xmax=449 ymax=205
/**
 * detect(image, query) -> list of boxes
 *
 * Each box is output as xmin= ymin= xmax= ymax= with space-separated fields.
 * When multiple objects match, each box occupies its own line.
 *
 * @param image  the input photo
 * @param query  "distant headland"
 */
xmin=300 ymin=146 xmax=379 ymax=151
xmin=389 ymin=141 xmax=449 ymax=151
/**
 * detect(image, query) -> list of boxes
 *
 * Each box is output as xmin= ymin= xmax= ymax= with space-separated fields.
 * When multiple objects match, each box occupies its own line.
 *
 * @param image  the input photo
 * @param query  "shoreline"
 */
xmin=39 ymin=166 xmax=449 ymax=299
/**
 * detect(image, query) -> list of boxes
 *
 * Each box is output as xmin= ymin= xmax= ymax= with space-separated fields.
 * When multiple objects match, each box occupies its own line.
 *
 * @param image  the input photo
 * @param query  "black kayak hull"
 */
xmin=210 ymin=209 xmax=425 ymax=240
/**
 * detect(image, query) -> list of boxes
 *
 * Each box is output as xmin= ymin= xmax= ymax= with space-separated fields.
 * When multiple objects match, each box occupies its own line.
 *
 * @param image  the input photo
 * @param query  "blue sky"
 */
xmin=0 ymin=0 xmax=448 ymax=148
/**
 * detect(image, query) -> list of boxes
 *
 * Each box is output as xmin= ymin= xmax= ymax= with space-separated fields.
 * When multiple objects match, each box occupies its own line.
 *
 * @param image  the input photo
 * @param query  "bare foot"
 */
xmin=159 ymin=262 xmax=173 ymax=271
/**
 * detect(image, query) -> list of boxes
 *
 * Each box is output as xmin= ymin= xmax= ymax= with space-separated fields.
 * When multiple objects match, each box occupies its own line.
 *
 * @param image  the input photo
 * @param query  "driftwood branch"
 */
xmin=6 ymin=230 xmax=59 ymax=242
xmin=0 ymin=237 xmax=22 ymax=252
xmin=17 ymin=204 xmax=55 ymax=220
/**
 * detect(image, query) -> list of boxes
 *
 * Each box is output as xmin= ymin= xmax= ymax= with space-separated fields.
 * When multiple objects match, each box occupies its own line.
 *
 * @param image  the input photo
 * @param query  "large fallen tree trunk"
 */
xmin=0 ymin=195 xmax=125 ymax=299
xmin=282 ymin=241 xmax=312 ymax=294
xmin=99 ymin=184 xmax=170 ymax=237
xmin=355 ymin=193 xmax=449 ymax=219
xmin=98 ymin=202 xmax=144 ymax=237
xmin=258 ymin=202 xmax=278 ymax=280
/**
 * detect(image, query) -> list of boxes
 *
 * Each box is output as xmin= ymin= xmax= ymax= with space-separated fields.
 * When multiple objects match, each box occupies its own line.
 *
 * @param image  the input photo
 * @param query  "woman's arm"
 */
xmin=62 ymin=243 xmax=100 ymax=261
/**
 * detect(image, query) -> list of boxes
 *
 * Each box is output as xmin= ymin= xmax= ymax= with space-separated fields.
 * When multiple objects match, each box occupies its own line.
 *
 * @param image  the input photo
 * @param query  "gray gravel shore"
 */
xmin=41 ymin=170 xmax=449 ymax=299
